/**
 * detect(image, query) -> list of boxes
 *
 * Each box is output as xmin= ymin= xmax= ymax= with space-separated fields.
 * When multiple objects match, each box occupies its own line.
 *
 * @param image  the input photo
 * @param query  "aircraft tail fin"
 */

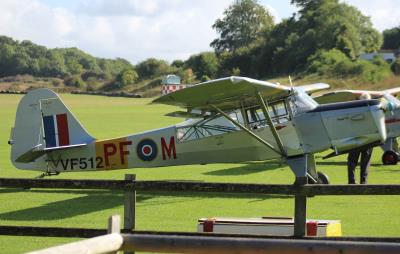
xmin=10 ymin=89 xmax=95 ymax=169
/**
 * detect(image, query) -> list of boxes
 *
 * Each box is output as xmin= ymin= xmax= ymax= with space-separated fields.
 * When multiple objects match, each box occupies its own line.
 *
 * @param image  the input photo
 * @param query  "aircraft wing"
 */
xmin=315 ymin=87 xmax=400 ymax=104
xmin=384 ymin=87 xmax=400 ymax=97
xmin=152 ymin=76 xmax=291 ymax=111
xmin=314 ymin=90 xmax=360 ymax=104
xmin=295 ymin=83 xmax=330 ymax=95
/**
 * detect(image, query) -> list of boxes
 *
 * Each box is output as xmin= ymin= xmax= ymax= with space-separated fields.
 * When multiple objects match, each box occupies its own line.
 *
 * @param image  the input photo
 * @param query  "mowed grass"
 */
xmin=1 ymin=93 xmax=400 ymax=253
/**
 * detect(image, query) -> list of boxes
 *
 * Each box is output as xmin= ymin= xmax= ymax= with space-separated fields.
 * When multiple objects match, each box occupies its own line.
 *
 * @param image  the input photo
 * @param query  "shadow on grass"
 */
xmin=0 ymin=190 xmax=291 ymax=221
xmin=317 ymin=161 xmax=397 ymax=168
xmin=203 ymin=161 xmax=285 ymax=176
xmin=0 ymin=191 xmax=153 ymax=221
xmin=316 ymin=161 xmax=347 ymax=166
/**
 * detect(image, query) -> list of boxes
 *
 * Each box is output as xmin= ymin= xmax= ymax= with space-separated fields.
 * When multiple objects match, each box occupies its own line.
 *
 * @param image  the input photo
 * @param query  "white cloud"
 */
xmin=0 ymin=0 xmax=232 ymax=64
xmin=343 ymin=0 xmax=400 ymax=31
xmin=0 ymin=0 xmax=398 ymax=65
xmin=79 ymin=0 xmax=160 ymax=17
xmin=264 ymin=4 xmax=281 ymax=22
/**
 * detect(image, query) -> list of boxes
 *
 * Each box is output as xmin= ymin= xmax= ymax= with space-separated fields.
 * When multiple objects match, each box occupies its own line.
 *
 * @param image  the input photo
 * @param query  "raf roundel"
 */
xmin=136 ymin=139 xmax=158 ymax=161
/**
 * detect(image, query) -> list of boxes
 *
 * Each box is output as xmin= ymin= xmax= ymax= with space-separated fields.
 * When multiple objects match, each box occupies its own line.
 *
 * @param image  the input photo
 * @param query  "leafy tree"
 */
xmin=66 ymin=59 xmax=84 ymax=75
xmin=382 ymin=26 xmax=400 ymax=49
xmin=135 ymin=58 xmax=172 ymax=79
xmin=251 ymin=0 xmax=383 ymax=76
xmin=178 ymin=68 xmax=196 ymax=84
xmin=119 ymin=69 xmax=139 ymax=86
xmin=210 ymin=0 xmax=274 ymax=54
xmin=392 ymin=58 xmax=400 ymax=75
xmin=0 ymin=43 xmax=16 ymax=76
xmin=184 ymin=52 xmax=219 ymax=80
xmin=290 ymin=0 xmax=382 ymax=59
xmin=65 ymin=75 xmax=86 ymax=89
xmin=217 ymin=42 xmax=262 ymax=77
xmin=307 ymin=49 xmax=391 ymax=82
xmin=171 ymin=59 xmax=184 ymax=68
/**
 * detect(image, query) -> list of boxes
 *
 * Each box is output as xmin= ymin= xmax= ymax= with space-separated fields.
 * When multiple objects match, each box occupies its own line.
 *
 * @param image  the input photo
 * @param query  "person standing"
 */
xmin=347 ymin=148 xmax=373 ymax=184
xmin=347 ymin=92 xmax=373 ymax=184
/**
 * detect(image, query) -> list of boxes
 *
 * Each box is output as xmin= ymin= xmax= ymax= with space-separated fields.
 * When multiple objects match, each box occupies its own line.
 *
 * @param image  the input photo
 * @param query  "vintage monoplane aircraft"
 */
xmin=9 ymin=77 xmax=389 ymax=184
xmin=315 ymin=88 xmax=400 ymax=165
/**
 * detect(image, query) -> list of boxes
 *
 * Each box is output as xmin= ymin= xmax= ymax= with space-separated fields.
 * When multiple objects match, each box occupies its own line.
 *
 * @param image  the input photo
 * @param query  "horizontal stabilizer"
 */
xmin=15 ymin=143 xmax=87 ymax=163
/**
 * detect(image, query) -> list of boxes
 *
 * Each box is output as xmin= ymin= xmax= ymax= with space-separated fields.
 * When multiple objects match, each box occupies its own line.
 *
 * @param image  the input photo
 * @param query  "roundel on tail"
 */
xmin=136 ymin=139 xmax=158 ymax=161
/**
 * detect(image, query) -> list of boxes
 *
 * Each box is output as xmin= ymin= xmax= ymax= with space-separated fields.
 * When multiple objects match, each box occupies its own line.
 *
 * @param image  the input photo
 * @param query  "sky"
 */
xmin=0 ymin=0 xmax=398 ymax=65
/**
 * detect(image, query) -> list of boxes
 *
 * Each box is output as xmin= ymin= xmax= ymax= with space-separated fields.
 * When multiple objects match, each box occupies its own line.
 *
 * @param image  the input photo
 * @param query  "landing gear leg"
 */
xmin=287 ymin=154 xmax=329 ymax=185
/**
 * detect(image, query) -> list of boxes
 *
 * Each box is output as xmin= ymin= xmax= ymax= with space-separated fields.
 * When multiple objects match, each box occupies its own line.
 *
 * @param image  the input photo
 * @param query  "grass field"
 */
xmin=1 ymin=93 xmax=400 ymax=253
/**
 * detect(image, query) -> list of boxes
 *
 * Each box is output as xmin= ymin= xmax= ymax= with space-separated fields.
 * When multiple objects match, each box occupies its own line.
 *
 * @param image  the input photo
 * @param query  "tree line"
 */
xmin=0 ymin=0 xmax=399 ymax=90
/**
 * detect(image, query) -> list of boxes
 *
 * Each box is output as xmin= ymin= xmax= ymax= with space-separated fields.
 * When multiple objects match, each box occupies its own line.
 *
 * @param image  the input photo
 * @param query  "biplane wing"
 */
xmin=152 ymin=76 xmax=291 ymax=111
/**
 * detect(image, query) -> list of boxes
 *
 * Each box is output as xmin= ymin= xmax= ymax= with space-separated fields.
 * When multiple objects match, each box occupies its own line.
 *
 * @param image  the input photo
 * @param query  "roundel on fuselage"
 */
xmin=136 ymin=139 xmax=158 ymax=161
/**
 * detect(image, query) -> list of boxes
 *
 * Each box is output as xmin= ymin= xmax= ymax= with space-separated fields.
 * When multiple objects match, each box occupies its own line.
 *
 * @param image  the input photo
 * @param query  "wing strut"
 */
xmin=209 ymin=104 xmax=283 ymax=156
xmin=256 ymin=92 xmax=287 ymax=156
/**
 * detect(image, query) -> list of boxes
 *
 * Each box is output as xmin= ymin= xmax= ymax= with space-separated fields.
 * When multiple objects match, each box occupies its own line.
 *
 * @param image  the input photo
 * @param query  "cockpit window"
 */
xmin=176 ymin=98 xmax=292 ymax=143
xmin=176 ymin=112 xmax=241 ymax=142
xmin=246 ymin=100 xmax=290 ymax=129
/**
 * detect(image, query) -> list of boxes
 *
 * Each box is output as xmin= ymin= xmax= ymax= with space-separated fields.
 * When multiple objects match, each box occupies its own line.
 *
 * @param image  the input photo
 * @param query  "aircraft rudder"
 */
xmin=10 ymin=89 xmax=94 ymax=169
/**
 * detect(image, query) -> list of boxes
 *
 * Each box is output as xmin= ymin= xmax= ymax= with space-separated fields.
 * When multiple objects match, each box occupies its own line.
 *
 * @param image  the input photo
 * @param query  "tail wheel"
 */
xmin=382 ymin=150 xmax=398 ymax=165
xmin=317 ymin=171 xmax=330 ymax=184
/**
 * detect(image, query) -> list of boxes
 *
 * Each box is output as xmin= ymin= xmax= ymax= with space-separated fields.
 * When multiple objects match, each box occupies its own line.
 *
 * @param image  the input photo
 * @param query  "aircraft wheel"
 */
xmin=382 ymin=150 xmax=398 ymax=165
xmin=307 ymin=171 xmax=330 ymax=184
xmin=317 ymin=171 xmax=330 ymax=184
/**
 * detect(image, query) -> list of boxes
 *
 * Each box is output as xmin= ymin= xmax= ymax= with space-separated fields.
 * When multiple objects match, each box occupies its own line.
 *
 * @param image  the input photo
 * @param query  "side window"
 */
xmin=245 ymin=100 xmax=290 ymax=128
xmin=270 ymin=101 xmax=290 ymax=124
xmin=176 ymin=111 xmax=242 ymax=143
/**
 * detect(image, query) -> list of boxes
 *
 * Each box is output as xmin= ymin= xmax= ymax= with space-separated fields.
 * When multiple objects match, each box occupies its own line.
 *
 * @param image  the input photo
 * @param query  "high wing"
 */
xmin=314 ymin=91 xmax=360 ymax=104
xmin=152 ymin=76 xmax=291 ymax=111
xmin=315 ymin=87 xmax=400 ymax=104
xmin=384 ymin=87 xmax=400 ymax=97
xmin=295 ymin=83 xmax=330 ymax=95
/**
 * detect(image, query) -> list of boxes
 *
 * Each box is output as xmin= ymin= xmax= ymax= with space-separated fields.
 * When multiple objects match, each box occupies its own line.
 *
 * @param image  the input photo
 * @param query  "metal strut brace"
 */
xmin=255 ymin=92 xmax=287 ymax=157
xmin=209 ymin=104 xmax=283 ymax=156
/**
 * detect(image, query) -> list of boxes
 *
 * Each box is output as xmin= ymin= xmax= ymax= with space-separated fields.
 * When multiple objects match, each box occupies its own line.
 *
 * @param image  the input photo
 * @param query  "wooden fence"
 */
xmin=26 ymin=215 xmax=400 ymax=254
xmin=1 ymin=174 xmax=400 ymax=239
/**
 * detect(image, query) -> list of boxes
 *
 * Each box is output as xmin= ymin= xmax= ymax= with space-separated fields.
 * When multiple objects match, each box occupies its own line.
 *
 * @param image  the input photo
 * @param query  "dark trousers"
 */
xmin=347 ymin=148 xmax=373 ymax=184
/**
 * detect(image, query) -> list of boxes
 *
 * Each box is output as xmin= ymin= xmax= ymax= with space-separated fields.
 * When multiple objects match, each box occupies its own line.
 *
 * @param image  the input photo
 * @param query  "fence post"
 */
xmin=124 ymin=174 xmax=136 ymax=232
xmin=293 ymin=177 xmax=307 ymax=237
xmin=108 ymin=215 xmax=121 ymax=234
xmin=107 ymin=215 xmax=121 ymax=254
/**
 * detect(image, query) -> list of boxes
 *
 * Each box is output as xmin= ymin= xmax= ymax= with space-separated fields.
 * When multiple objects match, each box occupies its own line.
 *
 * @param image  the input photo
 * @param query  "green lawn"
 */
xmin=0 ymin=93 xmax=400 ymax=253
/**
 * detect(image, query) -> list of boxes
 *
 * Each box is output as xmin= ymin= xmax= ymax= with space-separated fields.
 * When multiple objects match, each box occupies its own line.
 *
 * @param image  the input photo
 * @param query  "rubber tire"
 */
xmin=317 ymin=171 xmax=330 ymax=184
xmin=307 ymin=171 xmax=330 ymax=184
xmin=382 ymin=150 xmax=398 ymax=165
